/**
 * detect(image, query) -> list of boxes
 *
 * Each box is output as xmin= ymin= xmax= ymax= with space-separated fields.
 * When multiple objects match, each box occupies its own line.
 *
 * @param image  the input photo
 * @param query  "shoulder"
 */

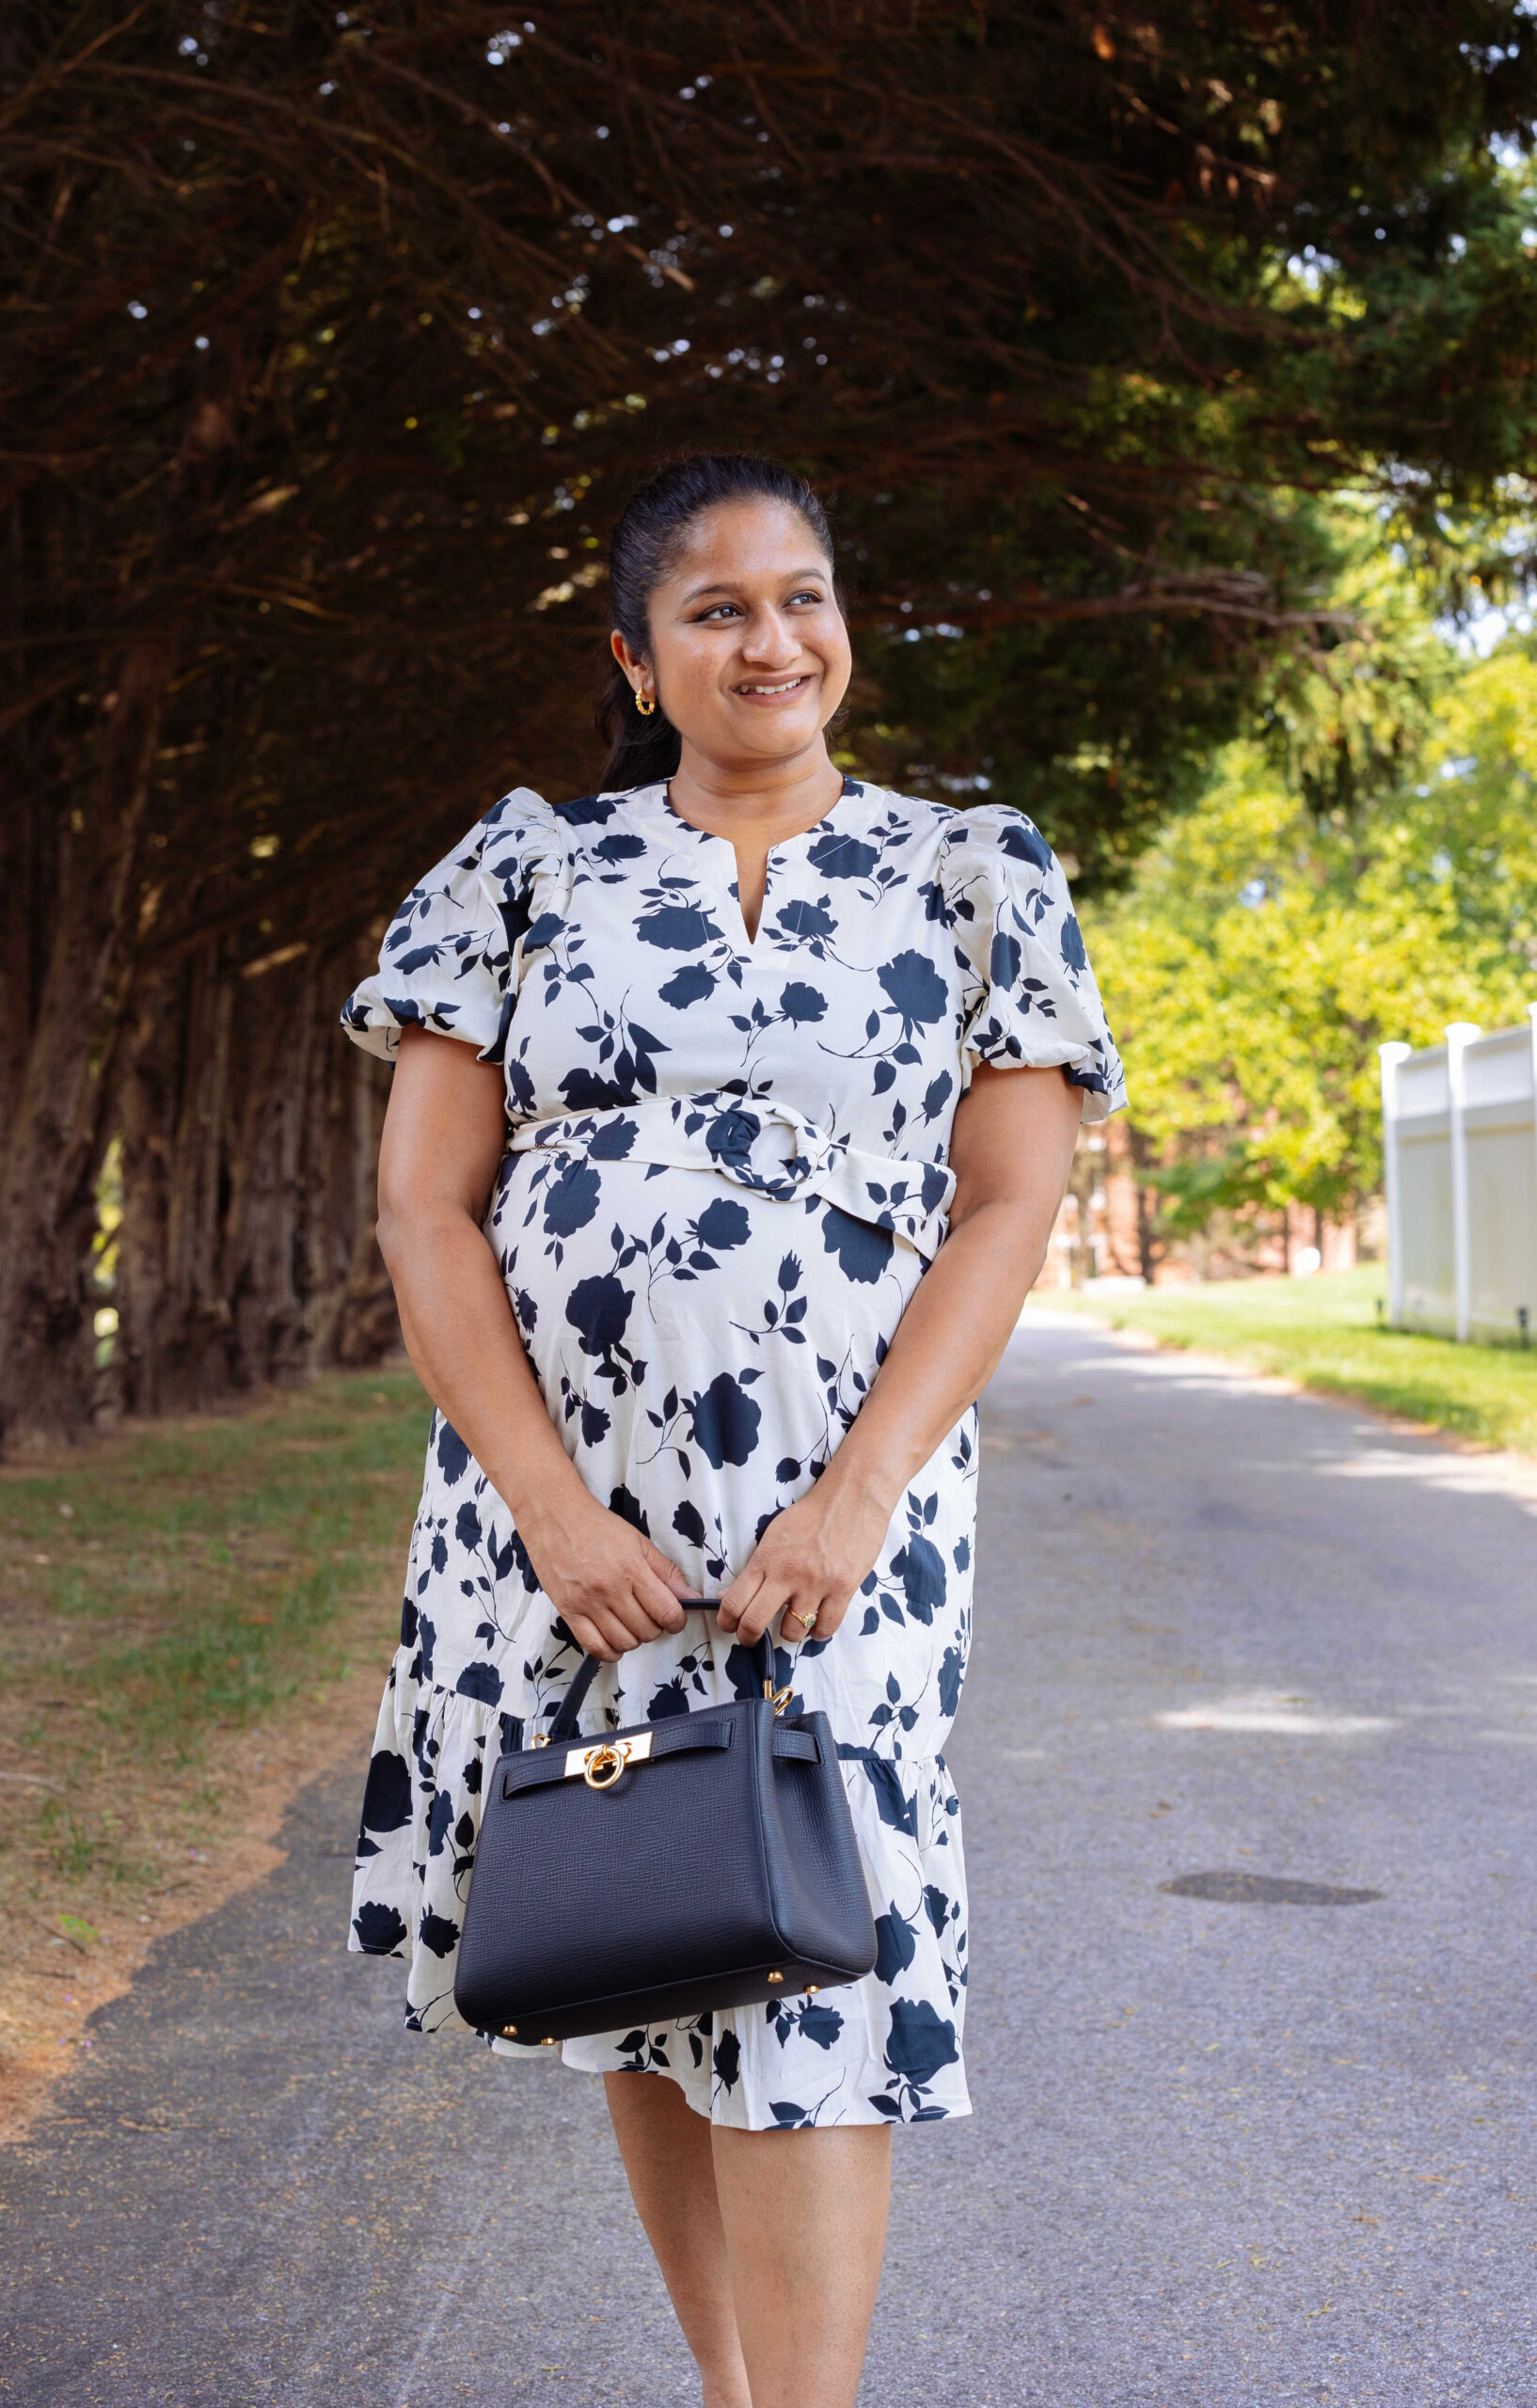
xmin=479 ymin=784 xmax=559 ymax=847
xmin=852 ymin=783 xmax=1055 ymax=876
xmin=545 ymin=789 xmax=636 ymax=828
xmin=467 ymin=785 xmax=572 ymax=890
xmin=935 ymin=800 xmax=1056 ymax=878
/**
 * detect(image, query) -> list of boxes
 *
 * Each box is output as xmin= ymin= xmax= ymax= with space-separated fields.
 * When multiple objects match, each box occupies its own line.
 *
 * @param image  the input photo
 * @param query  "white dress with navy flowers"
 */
xmin=341 ymin=776 xmax=1124 ymax=2131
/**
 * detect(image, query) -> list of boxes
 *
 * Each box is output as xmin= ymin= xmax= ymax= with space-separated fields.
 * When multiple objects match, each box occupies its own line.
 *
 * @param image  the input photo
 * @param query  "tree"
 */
xmin=1083 ymin=625 xmax=1537 ymax=1263
xmin=5 ymin=1 xmax=1537 ymax=1435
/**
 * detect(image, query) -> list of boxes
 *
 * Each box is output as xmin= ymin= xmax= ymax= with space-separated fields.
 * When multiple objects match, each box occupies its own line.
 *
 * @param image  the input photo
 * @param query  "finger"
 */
xmin=781 ymin=1598 xmax=821 ymax=1645
xmin=634 ymin=1555 xmax=689 ymax=1629
xmin=642 ymin=1541 xmax=694 ymax=1603
xmin=567 ymin=1612 xmax=625 ymax=1663
xmin=610 ymin=1581 xmax=694 ymax=1648
xmin=718 ymin=1563 xmax=766 ymax=1631
xmin=592 ymin=1594 xmax=660 ymax=1654
xmin=737 ymin=1576 xmax=795 ymax=1646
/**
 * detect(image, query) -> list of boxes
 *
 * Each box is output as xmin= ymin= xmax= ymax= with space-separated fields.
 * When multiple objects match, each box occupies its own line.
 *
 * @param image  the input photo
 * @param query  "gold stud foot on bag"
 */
xmin=767 ymin=1970 xmax=784 ymax=1984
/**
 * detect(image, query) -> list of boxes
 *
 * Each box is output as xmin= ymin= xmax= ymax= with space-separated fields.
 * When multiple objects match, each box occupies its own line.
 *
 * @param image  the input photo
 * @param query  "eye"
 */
xmin=694 ymin=601 xmax=744 ymax=622
xmin=789 ymin=588 xmax=824 ymax=607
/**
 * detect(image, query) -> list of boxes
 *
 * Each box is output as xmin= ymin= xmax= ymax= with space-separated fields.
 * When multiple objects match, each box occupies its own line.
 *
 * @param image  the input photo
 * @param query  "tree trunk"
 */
xmin=0 ymin=641 xmax=173 ymax=1445
xmin=113 ymin=941 xmax=237 ymax=1416
xmin=1125 ymin=1124 xmax=1163 ymax=1286
xmin=109 ymin=931 xmax=398 ymax=1410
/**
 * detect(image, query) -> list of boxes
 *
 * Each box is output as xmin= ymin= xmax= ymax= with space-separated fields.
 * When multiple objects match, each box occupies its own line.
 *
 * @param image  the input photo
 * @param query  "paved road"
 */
xmin=4 ymin=1314 xmax=1535 ymax=2407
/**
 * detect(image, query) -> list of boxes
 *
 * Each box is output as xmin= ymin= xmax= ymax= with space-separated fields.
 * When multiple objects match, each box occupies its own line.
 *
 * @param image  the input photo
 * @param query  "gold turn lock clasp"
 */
xmin=564 ymin=1732 xmax=654 ymax=1789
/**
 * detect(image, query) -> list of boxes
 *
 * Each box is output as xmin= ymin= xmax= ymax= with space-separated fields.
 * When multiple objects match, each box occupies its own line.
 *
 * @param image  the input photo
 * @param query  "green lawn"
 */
xmin=0 ymin=1367 xmax=430 ymax=1903
xmin=1038 ymin=1264 xmax=1537 ymax=1454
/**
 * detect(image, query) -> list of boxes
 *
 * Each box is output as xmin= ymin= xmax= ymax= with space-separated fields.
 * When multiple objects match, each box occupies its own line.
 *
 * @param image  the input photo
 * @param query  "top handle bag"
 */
xmin=453 ymin=1602 xmax=878 ymax=2045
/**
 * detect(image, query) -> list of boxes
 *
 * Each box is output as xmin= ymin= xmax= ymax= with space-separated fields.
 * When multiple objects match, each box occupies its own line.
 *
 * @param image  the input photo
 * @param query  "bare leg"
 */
xmin=604 ymin=2071 xmax=753 ymax=2408
xmin=712 ymin=2122 xmax=892 ymax=2408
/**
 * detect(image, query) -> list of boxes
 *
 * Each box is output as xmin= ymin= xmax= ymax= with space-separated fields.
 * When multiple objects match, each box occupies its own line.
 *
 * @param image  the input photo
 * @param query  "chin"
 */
xmin=730 ymin=714 xmax=823 ymax=754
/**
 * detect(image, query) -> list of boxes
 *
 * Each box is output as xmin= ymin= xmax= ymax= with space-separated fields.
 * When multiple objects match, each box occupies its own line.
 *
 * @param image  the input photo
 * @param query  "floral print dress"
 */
xmin=341 ymin=776 xmax=1124 ymax=2131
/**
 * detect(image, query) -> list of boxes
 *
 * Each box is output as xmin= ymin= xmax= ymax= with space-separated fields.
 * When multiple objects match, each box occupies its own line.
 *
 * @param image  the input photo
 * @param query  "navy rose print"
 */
xmin=342 ymin=776 xmax=1121 ymax=2125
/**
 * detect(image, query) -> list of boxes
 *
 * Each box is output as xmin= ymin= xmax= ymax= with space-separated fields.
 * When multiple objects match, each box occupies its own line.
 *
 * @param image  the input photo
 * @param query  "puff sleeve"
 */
xmin=942 ymin=803 xmax=1127 ymax=1123
xmin=340 ymin=788 xmax=563 ymax=1065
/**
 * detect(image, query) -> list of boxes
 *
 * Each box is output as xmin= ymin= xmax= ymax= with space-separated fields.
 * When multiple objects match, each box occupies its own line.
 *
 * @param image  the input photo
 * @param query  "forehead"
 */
xmin=662 ymin=498 xmax=832 ymax=592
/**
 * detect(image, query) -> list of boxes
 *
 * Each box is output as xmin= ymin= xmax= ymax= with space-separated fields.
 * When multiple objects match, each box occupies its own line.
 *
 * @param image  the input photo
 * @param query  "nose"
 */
xmin=738 ymin=605 xmax=801 ymax=668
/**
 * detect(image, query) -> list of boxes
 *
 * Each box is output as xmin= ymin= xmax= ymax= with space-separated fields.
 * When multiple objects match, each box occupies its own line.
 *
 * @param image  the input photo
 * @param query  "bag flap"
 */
xmin=500 ymin=1715 xmax=735 ymax=1798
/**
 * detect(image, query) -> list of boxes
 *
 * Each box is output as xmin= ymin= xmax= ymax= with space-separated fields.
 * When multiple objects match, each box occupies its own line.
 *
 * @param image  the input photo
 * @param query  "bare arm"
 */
xmin=376 ymin=1028 xmax=689 ymax=1660
xmin=718 ymin=1062 xmax=1084 ymax=1643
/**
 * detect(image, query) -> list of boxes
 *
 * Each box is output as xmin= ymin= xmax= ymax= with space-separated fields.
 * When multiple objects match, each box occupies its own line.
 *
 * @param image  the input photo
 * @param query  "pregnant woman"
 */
xmin=341 ymin=452 xmax=1123 ymax=2407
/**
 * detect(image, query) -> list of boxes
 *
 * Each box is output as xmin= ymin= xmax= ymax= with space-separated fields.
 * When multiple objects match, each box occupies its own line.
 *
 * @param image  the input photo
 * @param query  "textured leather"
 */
xmin=454 ymin=1618 xmax=877 ymax=2045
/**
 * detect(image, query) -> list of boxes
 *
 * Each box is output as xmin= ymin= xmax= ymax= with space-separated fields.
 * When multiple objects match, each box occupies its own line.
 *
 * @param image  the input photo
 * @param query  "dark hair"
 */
xmin=595 ymin=452 xmax=836 ymax=792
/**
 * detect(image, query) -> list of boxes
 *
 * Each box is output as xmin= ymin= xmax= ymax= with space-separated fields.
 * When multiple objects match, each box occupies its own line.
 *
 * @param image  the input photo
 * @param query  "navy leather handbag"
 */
xmin=453 ymin=1606 xmax=877 ymax=2045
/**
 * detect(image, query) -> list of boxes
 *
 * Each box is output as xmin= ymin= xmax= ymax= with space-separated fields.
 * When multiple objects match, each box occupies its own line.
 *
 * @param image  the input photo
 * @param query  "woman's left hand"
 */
xmin=717 ymin=1471 xmax=896 ymax=1647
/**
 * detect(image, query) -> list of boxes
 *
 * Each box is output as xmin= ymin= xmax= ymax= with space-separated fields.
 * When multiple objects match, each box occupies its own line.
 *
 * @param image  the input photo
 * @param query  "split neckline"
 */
xmin=632 ymin=775 xmax=861 ymax=953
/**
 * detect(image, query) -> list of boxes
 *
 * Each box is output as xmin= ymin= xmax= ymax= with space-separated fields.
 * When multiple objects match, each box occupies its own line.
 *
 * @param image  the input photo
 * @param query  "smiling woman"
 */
xmin=595 ymin=454 xmax=852 ymax=938
xmin=338 ymin=453 xmax=1126 ymax=2406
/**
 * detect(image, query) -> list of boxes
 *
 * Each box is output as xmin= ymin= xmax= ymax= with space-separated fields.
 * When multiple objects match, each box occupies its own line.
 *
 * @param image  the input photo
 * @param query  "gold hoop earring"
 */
xmin=633 ymin=688 xmax=657 ymax=718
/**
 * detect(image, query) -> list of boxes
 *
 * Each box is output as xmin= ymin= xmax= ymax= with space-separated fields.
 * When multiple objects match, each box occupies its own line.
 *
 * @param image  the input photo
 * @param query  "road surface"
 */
xmin=3 ymin=1312 xmax=1534 ymax=2405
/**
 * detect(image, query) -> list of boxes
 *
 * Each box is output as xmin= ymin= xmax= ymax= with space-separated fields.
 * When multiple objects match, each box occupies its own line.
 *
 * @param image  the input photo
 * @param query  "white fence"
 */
xmin=1380 ymin=1011 xmax=1537 ymax=1343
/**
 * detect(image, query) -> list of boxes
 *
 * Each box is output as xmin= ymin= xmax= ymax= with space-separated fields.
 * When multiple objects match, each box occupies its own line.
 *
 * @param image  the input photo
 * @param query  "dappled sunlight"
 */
xmin=1312 ymin=1444 xmax=1537 ymax=1516
xmin=1153 ymin=1691 xmax=1394 ymax=1737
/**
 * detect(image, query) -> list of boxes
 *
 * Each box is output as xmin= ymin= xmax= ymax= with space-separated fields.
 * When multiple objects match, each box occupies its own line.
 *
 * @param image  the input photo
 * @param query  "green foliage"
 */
xmin=1084 ymin=622 xmax=1537 ymax=1230
xmin=1049 ymin=1265 xmax=1537 ymax=1452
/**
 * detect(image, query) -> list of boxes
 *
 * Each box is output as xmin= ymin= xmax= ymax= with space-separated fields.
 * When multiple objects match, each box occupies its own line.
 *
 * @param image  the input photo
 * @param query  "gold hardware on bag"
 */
xmin=530 ymin=1734 xmax=550 ymax=1750
xmin=541 ymin=2036 xmax=557 ymax=2047
xmin=805 ymin=1985 xmax=819 ymax=1996
xmin=768 ymin=1970 xmax=784 ymax=1984
xmin=763 ymin=1679 xmax=795 ymax=1716
xmin=564 ymin=1732 xmax=654 ymax=1789
xmin=501 ymin=2024 xmax=517 ymax=2036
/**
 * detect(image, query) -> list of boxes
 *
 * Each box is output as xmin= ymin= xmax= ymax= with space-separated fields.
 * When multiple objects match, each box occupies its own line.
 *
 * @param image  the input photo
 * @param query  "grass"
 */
xmin=1038 ymin=1263 xmax=1537 ymax=1454
xmin=0 ymin=1366 xmax=430 ymax=1920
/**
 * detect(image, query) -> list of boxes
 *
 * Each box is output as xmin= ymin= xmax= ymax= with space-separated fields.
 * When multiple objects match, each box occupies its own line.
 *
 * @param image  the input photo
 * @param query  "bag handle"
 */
xmin=545 ymin=1600 xmax=775 ymax=1744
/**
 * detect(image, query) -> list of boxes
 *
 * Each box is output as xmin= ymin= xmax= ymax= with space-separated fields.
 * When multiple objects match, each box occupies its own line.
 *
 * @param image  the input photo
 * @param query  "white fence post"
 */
xmin=1379 ymin=1042 xmax=1411 ymax=1329
xmin=1446 ymin=1022 xmax=1481 ymax=1344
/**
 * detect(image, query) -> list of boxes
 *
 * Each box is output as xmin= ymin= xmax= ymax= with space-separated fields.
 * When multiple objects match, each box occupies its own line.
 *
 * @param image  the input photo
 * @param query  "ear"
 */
xmin=610 ymin=627 xmax=649 ymax=683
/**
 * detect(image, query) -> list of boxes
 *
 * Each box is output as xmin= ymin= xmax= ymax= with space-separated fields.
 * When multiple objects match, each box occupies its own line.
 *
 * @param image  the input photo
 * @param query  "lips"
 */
xmin=735 ymin=674 xmax=812 ymax=698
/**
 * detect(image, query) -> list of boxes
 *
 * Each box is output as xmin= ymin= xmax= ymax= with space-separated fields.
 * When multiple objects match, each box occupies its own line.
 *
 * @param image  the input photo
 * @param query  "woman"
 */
xmin=341 ymin=452 xmax=1124 ymax=2407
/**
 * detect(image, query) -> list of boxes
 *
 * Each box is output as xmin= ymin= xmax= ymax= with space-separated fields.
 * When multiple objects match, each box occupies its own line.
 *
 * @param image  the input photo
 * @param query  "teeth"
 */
xmin=740 ymin=679 xmax=804 ymax=694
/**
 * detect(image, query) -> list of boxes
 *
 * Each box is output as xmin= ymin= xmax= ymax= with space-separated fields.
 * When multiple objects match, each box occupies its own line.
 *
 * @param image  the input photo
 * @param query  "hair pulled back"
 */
xmin=595 ymin=452 xmax=836 ymax=793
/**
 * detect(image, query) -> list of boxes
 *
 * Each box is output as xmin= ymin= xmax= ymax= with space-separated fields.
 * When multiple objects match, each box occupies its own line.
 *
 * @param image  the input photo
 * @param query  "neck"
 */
xmin=667 ymin=738 xmax=844 ymax=838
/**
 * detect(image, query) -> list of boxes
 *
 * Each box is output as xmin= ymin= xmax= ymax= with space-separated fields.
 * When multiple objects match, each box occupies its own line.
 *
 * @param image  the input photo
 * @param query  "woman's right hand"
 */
xmin=518 ymin=1483 xmax=692 ymax=1661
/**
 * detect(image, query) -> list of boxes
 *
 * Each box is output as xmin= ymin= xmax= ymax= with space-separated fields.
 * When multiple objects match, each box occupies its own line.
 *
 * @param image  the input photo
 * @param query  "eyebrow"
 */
xmin=680 ymin=568 xmax=831 ymax=604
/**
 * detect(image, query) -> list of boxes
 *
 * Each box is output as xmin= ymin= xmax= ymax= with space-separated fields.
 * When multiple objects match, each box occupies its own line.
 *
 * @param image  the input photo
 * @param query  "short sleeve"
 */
xmin=943 ymin=804 xmax=1127 ymax=1123
xmin=340 ymin=787 xmax=562 ymax=1064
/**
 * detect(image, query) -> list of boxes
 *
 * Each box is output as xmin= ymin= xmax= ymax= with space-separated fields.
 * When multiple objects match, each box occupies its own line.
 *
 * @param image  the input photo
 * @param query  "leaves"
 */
xmin=1086 ymin=632 xmax=1537 ymax=1238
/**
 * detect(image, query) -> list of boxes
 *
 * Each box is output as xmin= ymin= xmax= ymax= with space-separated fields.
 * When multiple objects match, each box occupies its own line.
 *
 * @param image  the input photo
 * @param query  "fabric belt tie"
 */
xmin=506 ymin=1091 xmax=955 ymax=1263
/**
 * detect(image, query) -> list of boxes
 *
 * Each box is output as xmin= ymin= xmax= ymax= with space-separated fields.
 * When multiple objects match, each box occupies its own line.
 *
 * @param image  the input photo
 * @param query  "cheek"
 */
xmin=818 ymin=624 xmax=854 ymax=701
xmin=656 ymin=640 xmax=722 ymax=713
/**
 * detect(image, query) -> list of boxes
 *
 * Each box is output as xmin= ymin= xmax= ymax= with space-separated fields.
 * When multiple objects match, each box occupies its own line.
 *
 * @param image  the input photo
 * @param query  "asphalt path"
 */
xmin=3 ymin=1312 xmax=1535 ymax=2407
